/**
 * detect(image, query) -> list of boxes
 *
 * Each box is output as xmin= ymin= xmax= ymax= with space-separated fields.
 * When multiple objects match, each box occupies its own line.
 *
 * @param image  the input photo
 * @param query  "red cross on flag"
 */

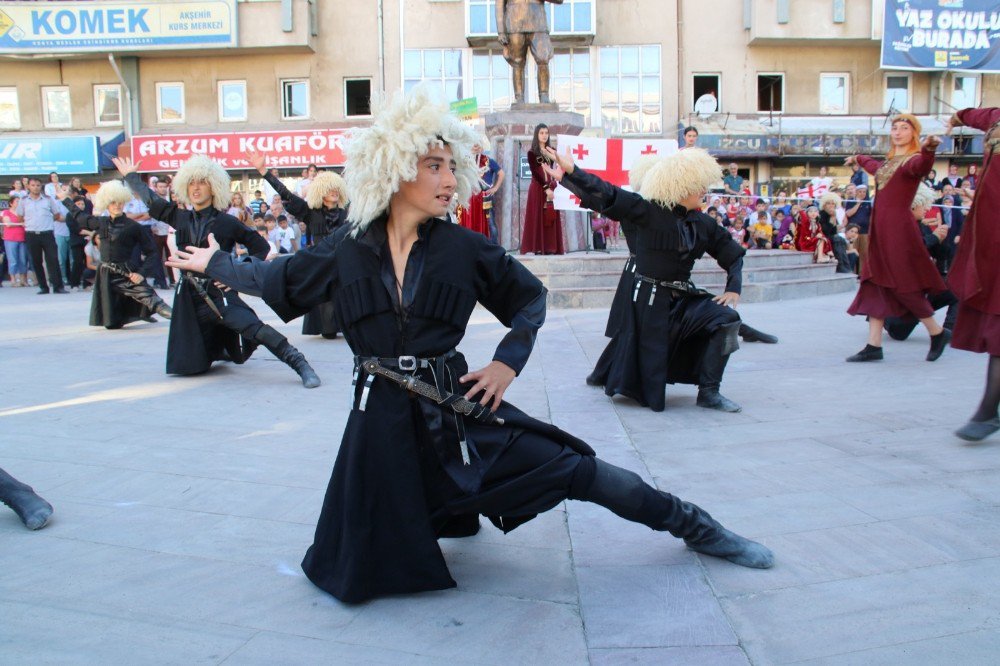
xmin=553 ymin=136 xmax=679 ymax=212
xmin=795 ymin=182 xmax=829 ymax=201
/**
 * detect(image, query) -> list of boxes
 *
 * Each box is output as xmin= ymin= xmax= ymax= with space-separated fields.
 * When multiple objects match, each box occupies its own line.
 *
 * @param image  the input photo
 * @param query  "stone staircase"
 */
xmin=518 ymin=249 xmax=858 ymax=308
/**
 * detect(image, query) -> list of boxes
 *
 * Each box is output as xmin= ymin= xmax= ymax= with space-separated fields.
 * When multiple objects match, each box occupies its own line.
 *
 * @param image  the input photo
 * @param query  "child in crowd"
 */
xmin=751 ymin=211 xmax=773 ymax=249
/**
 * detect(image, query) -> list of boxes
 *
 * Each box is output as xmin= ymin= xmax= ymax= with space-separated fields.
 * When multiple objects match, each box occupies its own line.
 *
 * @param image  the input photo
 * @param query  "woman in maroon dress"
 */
xmin=520 ymin=124 xmax=565 ymax=255
xmin=844 ymin=114 xmax=950 ymax=363
xmin=947 ymin=107 xmax=1000 ymax=441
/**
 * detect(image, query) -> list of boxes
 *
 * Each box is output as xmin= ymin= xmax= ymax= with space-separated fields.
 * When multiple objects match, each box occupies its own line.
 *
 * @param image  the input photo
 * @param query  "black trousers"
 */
xmin=25 ymin=231 xmax=63 ymax=291
xmin=67 ymin=244 xmax=86 ymax=288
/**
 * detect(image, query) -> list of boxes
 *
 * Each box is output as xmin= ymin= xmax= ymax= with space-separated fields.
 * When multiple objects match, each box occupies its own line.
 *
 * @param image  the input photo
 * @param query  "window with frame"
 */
xmin=472 ymin=50 xmax=513 ymax=112
xmin=0 ymin=87 xmax=20 ymax=129
xmin=403 ymin=49 xmax=464 ymax=103
xmin=884 ymin=74 xmax=909 ymax=112
xmin=757 ymin=73 xmax=784 ymax=113
xmin=93 ymin=84 xmax=122 ymax=126
xmin=218 ymin=80 xmax=247 ymax=122
xmin=692 ymin=74 xmax=721 ymax=113
xmin=951 ymin=75 xmax=979 ymax=110
xmin=599 ymin=45 xmax=661 ymax=135
xmin=281 ymin=79 xmax=309 ymax=120
xmin=547 ymin=0 xmax=593 ymax=34
xmin=345 ymin=78 xmax=372 ymax=117
xmin=819 ymin=73 xmax=849 ymax=115
xmin=468 ymin=0 xmax=498 ymax=35
xmin=156 ymin=82 xmax=185 ymax=124
xmin=551 ymin=48 xmax=591 ymax=123
xmin=42 ymin=86 xmax=72 ymax=128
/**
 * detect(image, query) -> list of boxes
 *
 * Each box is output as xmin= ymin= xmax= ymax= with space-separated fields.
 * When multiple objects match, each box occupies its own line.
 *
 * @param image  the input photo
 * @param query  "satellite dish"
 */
xmin=694 ymin=93 xmax=718 ymax=115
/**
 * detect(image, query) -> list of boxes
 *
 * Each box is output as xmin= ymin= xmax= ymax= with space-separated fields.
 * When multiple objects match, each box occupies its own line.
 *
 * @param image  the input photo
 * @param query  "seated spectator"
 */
xmin=744 ymin=198 xmax=771 ymax=229
xmin=750 ymin=211 xmax=773 ymax=249
xmin=772 ymin=209 xmax=794 ymax=248
xmin=270 ymin=214 xmax=297 ymax=254
xmin=923 ymin=168 xmax=937 ymax=190
xmin=727 ymin=216 xmax=751 ymax=248
xmin=964 ymin=164 xmax=977 ymax=193
xmin=844 ymin=223 xmax=860 ymax=273
xmin=796 ymin=205 xmax=831 ymax=264
xmin=706 ymin=207 xmax=724 ymax=226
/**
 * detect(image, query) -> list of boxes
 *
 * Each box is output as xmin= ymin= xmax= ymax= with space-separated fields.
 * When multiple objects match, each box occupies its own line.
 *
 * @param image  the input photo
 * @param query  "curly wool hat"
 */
xmin=911 ymin=182 xmax=936 ymax=210
xmin=344 ymin=84 xmax=480 ymax=232
xmin=172 ymin=154 xmax=232 ymax=210
xmin=92 ymin=179 xmax=134 ymax=214
xmin=305 ymin=171 xmax=349 ymax=210
xmin=639 ymin=148 xmax=722 ymax=208
xmin=628 ymin=153 xmax=660 ymax=193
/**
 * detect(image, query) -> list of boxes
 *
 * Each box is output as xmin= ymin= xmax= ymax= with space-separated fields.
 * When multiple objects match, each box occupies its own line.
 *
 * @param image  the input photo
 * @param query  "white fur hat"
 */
xmin=92 ymin=179 xmax=133 ymax=214
xmin=305 ymin=171 xmax=349 ymax=210
xmin=344 ymin=84 xmax=480 ymax=231
xmin=172 ymin=154 xmax=232 ymax=210
xmin=628 ymin=153 xmax=660 ymax=193
xmin=639 ymin=148 xmax=722 ymax=208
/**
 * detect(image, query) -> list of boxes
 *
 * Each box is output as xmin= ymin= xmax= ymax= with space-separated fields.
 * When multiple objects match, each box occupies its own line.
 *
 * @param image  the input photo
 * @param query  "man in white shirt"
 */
xmin=269 ymin=215 xmax=298 ymax=253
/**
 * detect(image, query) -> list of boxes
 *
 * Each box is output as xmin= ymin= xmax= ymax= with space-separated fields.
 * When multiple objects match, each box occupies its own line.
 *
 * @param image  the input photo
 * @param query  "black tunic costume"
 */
xmin=124 ymin=173 xmax=271 ymax=375
xmin=204 ymin=216 xmax=600 ymax=602
xmin=263 ymin=172 xmax=347 ymax=337
xmin=63 ymin=200 xmax=167 ymax=329
xmin=604 ymin=220 xmax=639 ymax=339
xmin=562 ymin=169 xmax=745 ymax=412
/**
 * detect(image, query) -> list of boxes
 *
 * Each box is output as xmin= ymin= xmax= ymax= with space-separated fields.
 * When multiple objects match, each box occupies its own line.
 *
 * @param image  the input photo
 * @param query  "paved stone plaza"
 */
xmin=2 ymin=285 xmax=998 ymax=665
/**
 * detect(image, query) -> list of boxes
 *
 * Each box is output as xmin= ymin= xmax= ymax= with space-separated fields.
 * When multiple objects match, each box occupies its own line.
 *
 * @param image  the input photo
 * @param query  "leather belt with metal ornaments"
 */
xmin=353 ymin=355 xmax=505 ymax=466
xmin=633 ymin=272 xmax=713 ymax=304
xmin=182 ymin=273 xmax=224 ymax=320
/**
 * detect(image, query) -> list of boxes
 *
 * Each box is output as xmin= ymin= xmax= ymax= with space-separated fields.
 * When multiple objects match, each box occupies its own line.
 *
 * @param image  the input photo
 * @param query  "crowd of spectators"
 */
xmin=0 ymin=169 xmax=321 ymax=292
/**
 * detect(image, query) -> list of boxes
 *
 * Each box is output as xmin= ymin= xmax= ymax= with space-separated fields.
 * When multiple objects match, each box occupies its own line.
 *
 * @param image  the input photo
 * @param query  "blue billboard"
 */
xmin=882 ymin=1 xmax=1000 ymax=72
xmin=0 ymin=1 xmax=237 ymax=54
xmin=0 ymin=136 xmax=100 ymax=176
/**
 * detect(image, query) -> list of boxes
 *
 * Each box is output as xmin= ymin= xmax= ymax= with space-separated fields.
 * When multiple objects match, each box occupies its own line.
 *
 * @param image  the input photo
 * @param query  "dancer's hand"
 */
xmin=112 ymin=156 xmax=139 ymax=177
xmin=244 ymin=149 xmax=267 ymax=175
xmin=933 ymin=225 xmax=949 ymax=242
xmin=166 ymin=233 xmax=220 ymax=274
xmin=713 ymin=291 xmax=740 ymax=307
xmin=461 ymin=360 xmax=516 ymax=412
xmin=542 ymin=145 xmax=575 ymax=175
xmin=128 ymin=272 xmax=143 ymax=285
xmin=55 ymin=184 xmax=72 ymax=200
xmin=540 ymin=160 xmax=565 ymax=182
xmin=923 ymin=135 xmax=941 ymax=150
xmin=844 ymin=155 xmax=858 ymax=168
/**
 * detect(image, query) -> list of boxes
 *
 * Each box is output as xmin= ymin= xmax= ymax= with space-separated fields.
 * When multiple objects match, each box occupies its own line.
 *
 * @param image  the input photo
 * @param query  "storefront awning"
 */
xmin=682 ymin=115 xmax=984 ymax=158
xmin=0 ymin=130 xmax=125 ymax=176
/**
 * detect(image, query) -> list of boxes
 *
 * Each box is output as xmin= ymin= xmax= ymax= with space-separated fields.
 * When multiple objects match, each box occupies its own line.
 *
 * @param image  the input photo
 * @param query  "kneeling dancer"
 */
xmin=546 ymin=146 xmax=747 ymax=413
xmin=116 ymin=156 xmax=320 ymax=388
xmin=167 ymin=86 xmax=773 ymax=603
xmin=947 ymin=106 xmax=1000 ymax=441
xmin=60 ymin=180 xmax=172 ymax=328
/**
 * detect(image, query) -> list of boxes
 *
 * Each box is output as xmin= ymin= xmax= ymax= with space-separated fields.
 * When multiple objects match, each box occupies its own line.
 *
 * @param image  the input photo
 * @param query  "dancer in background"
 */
xmin=946 ymin=107 xmax=1000 ymax=441
xmin=844 ymin=115 xmax=950 ymax=363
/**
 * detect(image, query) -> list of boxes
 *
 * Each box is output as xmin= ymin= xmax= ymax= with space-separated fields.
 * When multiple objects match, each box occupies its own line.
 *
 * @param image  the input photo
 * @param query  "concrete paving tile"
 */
xmin=567 ymin=501 xmax=695 ymax=568
xmin=337 ymin=591 xmax=588 ymax=665
xmin=219 ymin=631 xmax=442 ymax=665
xmin=439 ymin=539 xmax=578 ymax=604
xmin=722 ymin=558 xmax=1000 ymax=663
xmin=589 ymin=646 xmax=750 ymax=666
xmin=460 ymin=507 xmax=571 ymax=551
xmin=826 ymin=480 xmax=983 ymax=521
xmin=576 ymin=564 xmax=737 ymax=649
xmin=0 ymin=599 xmax=255 ymax=664
xmin=798 ymin=627 xmax=1000 ymax=666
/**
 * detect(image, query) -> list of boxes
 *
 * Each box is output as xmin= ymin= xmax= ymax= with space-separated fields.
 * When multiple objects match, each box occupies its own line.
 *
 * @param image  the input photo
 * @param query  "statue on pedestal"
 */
xmin=496 ymin=0 xmax=564 ymax=105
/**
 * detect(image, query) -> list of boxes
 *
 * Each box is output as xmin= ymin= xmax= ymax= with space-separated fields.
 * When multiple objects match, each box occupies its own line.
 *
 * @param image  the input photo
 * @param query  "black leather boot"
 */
xmin=574 ymin=461 xmax=773 ymax=568
xmin=738 ymin=323 xmax=778 ymax=344
xmin=846 ymin=344 xmax=883 ymax=362
xmin=697 ymin=324 xmax=742 ymax=412
xmin=955 ymin=417 xmax=1000 ymax=442
xmin=927 ymin=328 xmax=951 ymax=362
xmin=155 ymin=302 xmax=173 ymax=319
xmin=0 ymin=467 xmax=53 ymax=530
xmin=253 ymin=324 xmax=321 ymax=388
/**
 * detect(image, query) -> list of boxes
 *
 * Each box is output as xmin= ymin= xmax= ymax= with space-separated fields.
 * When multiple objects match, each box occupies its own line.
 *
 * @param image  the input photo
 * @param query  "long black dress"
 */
xmin=63 ymin=200 xmax=165 ymax=329
xmin=262 ymin=172 xmax=347 ymax=337
xmin=604 ymin=220 xmax=639 ymax=339
xmin=125 ymin=174 xmax=271 ymax=375
xmin=562 ymin=168 xmax=745 ymax=412
xmin=204 ymin=215 xmax=597 ymax=603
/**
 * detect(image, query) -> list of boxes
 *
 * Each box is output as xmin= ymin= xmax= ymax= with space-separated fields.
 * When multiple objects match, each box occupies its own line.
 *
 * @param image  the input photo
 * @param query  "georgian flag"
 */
xmin=552 ymin=136 xmax=679 ymax=212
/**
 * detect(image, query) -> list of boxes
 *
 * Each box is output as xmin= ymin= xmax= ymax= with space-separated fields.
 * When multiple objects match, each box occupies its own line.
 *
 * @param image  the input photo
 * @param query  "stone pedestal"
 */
xmin=483 ymin=109 xmax=587 ymax=253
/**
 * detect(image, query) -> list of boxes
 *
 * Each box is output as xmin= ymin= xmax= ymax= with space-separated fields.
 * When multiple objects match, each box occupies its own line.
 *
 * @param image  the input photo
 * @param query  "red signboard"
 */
xmin=130 ymin=129 xmax=350 ymax=173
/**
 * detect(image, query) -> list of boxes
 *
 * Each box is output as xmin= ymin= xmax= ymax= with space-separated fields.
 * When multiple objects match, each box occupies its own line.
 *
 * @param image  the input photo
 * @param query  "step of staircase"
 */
xmin=516 ymin=249 xmax=859 ymax=308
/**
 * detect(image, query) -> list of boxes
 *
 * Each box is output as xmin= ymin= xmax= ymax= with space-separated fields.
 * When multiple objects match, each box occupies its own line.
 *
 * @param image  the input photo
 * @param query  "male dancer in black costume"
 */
xmin=546 ymin=146 xmax=747 ymax=412
xmin=245 ymin=149 xmax=348 ymax=338
xmin=167 ymin=85 xmax=773 ymax=603
xmin=59 ymin=179 xmax=172 ymax=328
xmin=114 ymin=155 xmax=321 ymax=388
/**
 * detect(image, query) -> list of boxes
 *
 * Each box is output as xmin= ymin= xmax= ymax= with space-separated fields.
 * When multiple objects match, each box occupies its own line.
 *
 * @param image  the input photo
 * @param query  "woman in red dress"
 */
xmin=844 ymin=114 xmax=950 ymax=363
xmin=947 ymin=107 xmax=1000 ymax=441
xmin=520 ymin=124 xmax=565 ymax=255
xmin=458 ymin=140 xmax=496 ymax=238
